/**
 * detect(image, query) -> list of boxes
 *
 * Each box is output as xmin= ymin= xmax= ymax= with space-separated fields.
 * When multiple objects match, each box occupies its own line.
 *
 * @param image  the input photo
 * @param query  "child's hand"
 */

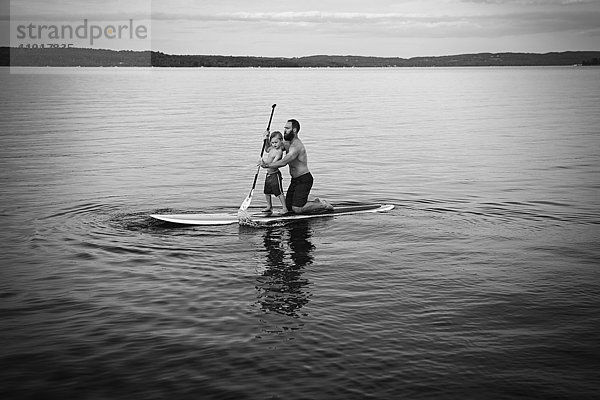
xmin=263 ymin=130 xmax=270 ymax=140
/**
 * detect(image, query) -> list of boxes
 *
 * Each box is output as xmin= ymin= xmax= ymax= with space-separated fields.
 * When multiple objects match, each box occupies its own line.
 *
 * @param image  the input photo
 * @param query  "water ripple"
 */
xmin=2 ymin=67 xmax=600 ymax=399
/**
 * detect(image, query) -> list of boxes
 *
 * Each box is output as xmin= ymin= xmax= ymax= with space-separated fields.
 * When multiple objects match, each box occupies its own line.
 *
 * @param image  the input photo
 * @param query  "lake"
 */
xmin=1 ymin=66 xmax=599 ymax=399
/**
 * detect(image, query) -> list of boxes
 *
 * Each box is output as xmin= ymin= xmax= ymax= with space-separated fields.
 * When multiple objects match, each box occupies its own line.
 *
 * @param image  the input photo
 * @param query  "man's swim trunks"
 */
xmin=264 ymin=171 xmax=284 ymax=196
xmin=286 ymin=172 xmax=313 ymax=210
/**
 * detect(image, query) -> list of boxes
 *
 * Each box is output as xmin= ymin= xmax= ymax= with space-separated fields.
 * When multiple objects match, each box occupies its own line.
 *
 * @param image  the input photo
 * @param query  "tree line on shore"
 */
xmin=2 ymin=47 xmax=600 ymax=67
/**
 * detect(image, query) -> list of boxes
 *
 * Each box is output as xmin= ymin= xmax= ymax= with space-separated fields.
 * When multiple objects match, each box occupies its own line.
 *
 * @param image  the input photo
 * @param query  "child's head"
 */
xmin=270 ymin=131 xmax=284 ymax=149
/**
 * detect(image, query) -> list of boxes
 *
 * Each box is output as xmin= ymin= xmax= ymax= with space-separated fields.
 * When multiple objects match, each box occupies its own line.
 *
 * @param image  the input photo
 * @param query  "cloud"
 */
xmin=7 ymin=0 xmax=151 ymax=21
xmin=152 ymin=11 xmax=424 ymax=23
xmin=150 ymin=9 xmax=600 ymax=38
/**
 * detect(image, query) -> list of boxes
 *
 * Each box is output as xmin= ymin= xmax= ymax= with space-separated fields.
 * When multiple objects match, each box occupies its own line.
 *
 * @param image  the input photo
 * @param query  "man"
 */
xmin=260 ymin=119 xmax=333 ymax=214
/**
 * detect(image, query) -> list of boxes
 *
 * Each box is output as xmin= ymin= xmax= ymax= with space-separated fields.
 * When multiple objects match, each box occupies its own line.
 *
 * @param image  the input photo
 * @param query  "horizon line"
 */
xmin=4 ymin=46 xmax=600 ymax=59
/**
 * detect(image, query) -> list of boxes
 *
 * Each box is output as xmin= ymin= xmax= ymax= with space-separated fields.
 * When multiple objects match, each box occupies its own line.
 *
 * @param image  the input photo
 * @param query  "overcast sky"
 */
xmin=4 ymin=0 xmax=600 ymax=57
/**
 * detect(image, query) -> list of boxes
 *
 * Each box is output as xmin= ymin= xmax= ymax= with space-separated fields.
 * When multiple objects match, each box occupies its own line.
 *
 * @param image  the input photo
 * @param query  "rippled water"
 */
xmin=1 ymin=66 xmax=599 ymax=399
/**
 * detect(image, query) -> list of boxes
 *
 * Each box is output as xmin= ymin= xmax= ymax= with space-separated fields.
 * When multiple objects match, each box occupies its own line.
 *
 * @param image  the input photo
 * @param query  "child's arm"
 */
xmin=271 ymin=149 xmax=284 ymax=163
xmin=262 ymin=146 xmax=272 ymax=162
xmin=263 ymin=148 xmax=283 ymax=173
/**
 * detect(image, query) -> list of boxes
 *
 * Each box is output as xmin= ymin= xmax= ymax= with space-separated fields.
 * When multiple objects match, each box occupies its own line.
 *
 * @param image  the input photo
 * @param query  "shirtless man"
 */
xmin=260 ymin=119 xmax=333 ymax=214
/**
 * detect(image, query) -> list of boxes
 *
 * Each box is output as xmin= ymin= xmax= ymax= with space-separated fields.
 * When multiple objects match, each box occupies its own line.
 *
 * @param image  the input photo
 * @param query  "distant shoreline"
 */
xmin=2 ymin=47 xmax=599 ymax=67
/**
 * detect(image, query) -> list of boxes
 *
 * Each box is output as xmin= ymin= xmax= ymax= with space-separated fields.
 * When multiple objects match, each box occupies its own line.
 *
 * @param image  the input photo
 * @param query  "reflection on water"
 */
xmin=255 ymin=222 xmax=315 ymax=319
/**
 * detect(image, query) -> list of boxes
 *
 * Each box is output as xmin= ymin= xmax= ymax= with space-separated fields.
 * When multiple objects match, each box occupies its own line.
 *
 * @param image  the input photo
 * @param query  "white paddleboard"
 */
xmin=150 ymin=204 xmax=394 ymax=226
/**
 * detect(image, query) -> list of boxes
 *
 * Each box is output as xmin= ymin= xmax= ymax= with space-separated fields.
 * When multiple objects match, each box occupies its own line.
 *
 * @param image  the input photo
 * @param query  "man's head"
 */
xmin=284 ymin=119 xmax=300 ymax=141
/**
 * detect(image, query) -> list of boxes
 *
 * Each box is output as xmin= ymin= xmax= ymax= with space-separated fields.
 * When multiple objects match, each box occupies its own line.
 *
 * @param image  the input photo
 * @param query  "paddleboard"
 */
xmin=150 ymin=204 xmax=394 ymax=226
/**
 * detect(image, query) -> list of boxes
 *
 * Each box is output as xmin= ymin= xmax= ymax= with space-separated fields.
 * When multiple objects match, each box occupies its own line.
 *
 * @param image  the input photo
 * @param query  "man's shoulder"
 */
xmin=295 ymin=140 xmax=307 ymax=154
xmin=287 ymin=141 xmax=300 ymax=151
xmin=291 ymin=138 xmax=305 ymax=149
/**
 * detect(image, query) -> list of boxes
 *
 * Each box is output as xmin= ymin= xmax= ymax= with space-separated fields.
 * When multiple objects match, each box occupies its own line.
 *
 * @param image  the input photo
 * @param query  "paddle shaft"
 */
xmin=249 ymin=104 xmax=276 ymax=191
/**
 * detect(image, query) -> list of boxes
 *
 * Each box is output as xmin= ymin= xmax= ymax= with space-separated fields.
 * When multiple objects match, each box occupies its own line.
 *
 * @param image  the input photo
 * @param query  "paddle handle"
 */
xmin=260 ymin=103 xmax=277 ymax=158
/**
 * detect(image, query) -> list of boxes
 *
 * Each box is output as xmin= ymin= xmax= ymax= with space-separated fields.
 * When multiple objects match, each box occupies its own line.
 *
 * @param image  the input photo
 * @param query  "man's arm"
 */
xmin=262 ymin=146 xmax=298 ymax=169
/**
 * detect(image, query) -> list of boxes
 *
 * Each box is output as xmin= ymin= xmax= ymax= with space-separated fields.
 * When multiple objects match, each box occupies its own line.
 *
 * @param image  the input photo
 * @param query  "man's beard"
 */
xmin=284 ymin=131 xmax=295 ymax=141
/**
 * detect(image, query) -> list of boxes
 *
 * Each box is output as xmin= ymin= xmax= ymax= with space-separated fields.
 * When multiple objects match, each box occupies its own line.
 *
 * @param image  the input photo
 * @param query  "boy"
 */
xmin=262 ymin=131 xmax=288 ymax=214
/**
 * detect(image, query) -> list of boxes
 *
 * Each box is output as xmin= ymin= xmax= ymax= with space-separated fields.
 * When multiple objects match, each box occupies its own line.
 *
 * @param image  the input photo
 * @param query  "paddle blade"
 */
xmin=237 ymin=209 xmax=253 ymax=226
xmin=238 ymin=189 xmax=254 ymax=212
xmin=238 ymin=208 xmax=264 ymax=227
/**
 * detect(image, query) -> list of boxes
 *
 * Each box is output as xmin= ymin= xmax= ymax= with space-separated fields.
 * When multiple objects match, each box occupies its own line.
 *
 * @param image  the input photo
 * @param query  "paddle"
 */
xmin=238 ymin=104 xmax=277 ymax=215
